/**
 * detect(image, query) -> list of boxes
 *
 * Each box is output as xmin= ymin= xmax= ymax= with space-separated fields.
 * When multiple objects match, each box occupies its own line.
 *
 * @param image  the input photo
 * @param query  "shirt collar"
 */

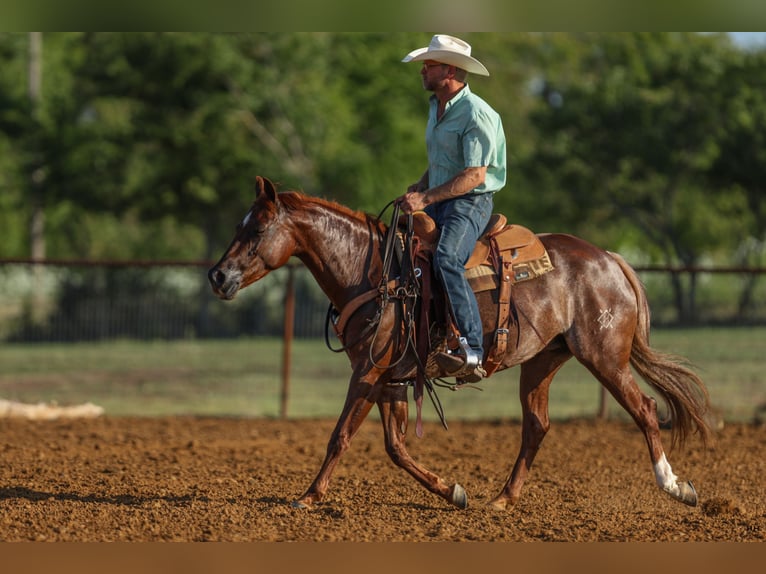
xmin=430 ymin=84 xmax=471 ymax=115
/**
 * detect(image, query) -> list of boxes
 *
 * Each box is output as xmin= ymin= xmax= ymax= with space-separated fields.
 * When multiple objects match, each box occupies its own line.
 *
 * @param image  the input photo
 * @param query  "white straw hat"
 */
xmin=402 ymin=34 xmax=489 ymax=76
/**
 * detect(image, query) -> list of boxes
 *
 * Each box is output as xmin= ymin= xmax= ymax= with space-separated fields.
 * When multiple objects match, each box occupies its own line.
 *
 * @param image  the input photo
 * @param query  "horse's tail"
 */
xmin=608 ymin=251 xmax=713 ymax=450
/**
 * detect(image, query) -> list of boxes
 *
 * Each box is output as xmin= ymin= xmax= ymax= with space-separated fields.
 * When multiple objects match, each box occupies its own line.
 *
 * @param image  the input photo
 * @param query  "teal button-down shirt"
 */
xmin=425 ymin=84 xmax=506 ymax=194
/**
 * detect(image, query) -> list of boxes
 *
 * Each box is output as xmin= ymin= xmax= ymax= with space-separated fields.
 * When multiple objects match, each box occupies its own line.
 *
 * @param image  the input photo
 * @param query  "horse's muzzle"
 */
xmin=208 ymin=267 xmax=241 ymax=300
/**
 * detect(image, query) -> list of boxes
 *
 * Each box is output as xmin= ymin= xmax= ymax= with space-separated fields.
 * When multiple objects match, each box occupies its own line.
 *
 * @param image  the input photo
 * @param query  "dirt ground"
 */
xmin=0 ymin=415 xmax=763 ymax=542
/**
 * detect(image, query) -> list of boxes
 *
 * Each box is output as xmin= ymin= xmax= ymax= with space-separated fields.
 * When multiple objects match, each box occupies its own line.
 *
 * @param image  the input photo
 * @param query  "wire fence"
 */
xmin=1 ymin=258 xmax=765 ymax=343
xmin=0 ymin=260 xmax=325 ymax=342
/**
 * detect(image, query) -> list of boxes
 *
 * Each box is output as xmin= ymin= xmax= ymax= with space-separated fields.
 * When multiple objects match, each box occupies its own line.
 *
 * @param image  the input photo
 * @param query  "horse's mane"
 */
xmin=278 ymin=190 xmax=385 ymax=229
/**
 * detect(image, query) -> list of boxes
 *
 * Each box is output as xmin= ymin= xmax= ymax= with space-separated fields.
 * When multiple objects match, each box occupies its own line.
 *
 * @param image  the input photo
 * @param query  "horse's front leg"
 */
xmin=378 ymin=384 xmax=467 ymax=509
xmin=293 ymin=367 xmax=384 ymax=509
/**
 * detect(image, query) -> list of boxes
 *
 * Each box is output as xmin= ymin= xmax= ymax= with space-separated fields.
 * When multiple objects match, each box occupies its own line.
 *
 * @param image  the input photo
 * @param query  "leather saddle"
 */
xmin=400 ymin=211 xmax=554 ymax=377
xmin=404 ymin=211 xmax=553 ymax=288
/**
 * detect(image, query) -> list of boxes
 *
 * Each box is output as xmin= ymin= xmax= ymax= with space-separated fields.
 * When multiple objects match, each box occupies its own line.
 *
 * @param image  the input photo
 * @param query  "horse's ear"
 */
xmin=255 ymin=176 xmax=278 ymax=204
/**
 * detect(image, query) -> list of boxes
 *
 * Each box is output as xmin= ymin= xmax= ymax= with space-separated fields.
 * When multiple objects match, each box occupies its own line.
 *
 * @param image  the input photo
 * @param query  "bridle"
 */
xmin=323 ymin=201 xmax=450 ymax=435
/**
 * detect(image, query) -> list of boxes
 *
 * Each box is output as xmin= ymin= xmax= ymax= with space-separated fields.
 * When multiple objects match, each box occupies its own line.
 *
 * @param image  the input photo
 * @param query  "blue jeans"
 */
xmin=425 ymin=193 xmax=494 ymax=356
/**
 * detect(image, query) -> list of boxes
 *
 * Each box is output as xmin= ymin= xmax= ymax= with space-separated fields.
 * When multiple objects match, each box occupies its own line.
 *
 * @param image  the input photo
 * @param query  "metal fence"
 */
xmin=0 ymin=260 xmax=327 ymax=343
xmin=1 ymin=259 xmax=765 ymax=343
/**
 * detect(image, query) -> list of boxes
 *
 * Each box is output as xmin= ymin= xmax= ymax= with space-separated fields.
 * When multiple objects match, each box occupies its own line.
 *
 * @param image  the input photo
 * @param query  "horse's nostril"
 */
xmin=209 ymin=268 xmax=226 ymax=288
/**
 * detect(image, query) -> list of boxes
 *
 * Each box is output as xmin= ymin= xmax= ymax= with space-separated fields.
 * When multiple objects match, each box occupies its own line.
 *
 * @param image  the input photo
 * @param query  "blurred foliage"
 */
xmin=0 ymin=33 xmax=765 ymax=322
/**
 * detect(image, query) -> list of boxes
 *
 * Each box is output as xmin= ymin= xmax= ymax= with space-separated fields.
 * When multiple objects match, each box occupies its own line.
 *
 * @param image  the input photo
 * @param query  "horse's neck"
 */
xmin=292 ymin=202 xmax=381 ymax=306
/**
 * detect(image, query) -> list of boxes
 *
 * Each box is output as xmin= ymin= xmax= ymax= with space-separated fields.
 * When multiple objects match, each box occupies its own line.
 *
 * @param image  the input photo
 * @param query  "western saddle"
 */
xmin=407 ymin=211 xmax=554 ymax=376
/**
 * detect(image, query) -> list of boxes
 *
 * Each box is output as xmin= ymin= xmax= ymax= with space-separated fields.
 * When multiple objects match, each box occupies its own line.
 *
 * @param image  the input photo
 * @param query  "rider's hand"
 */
xmin=398 ymin=189 xmax=429 ymax=214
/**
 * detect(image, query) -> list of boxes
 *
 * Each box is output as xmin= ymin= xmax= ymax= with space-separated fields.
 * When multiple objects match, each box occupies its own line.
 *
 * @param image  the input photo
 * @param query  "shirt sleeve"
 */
xmin=462 ymin=109 xmax=496 ymax=168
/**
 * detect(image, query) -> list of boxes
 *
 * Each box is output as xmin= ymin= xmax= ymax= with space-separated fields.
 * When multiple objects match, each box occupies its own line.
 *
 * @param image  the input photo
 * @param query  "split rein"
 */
xmin=323 ymin=201 xmax=449 ymax=430
xmin=323 ymin=200 xmax=419 ymax=363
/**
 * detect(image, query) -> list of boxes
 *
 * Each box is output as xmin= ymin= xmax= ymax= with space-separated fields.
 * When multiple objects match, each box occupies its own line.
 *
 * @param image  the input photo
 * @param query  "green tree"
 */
xmin=710 ymin=47 xmax=766 ymax=318
xmin=69 ymin=33 xmax=427 ymax=251
xmin=0 ymin=32 xmax=763 ymax=328
xmin=0 ymin=34 xmax=28 ymax=257
xmin=69 ymin=33 xmax=259 ymax=258
xmin=523 ymin=32 xmax=750 ymax=323
xmin=321 ymin=32 xmax=429 ymax=211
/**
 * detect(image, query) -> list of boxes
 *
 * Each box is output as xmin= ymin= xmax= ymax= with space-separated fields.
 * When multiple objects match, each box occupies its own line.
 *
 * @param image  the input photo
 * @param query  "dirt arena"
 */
xmin=0 ymin=415 xmax=763 ymax=542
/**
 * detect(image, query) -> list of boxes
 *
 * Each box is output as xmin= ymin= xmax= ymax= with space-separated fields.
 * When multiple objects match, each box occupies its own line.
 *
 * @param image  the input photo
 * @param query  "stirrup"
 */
xmin=435 ymin=337 xmax=485 ymax=381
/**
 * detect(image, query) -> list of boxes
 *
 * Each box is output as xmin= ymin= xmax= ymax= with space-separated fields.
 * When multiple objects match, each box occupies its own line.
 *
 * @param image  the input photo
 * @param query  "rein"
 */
xmin=323 ymin=201 xmax=449 ymax=435
xmin=323 ymin=201 xmax=418 ymax=359
xmin=371 ymin=201 xmax=419 ymax=368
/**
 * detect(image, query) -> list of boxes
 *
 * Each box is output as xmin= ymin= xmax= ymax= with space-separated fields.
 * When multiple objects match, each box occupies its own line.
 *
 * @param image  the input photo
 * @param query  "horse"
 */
xmin=208 ymin=176 xmax=712 ymax=511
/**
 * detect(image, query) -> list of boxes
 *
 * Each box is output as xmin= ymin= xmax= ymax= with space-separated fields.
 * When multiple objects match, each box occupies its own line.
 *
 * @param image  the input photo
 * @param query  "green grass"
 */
xmin=0 ymin=327 xmax=763 ymax=422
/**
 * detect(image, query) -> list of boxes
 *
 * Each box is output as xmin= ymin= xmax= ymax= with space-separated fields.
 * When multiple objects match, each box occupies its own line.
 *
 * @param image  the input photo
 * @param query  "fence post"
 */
xmin=280 ymin=266 xmax=296 ymax=419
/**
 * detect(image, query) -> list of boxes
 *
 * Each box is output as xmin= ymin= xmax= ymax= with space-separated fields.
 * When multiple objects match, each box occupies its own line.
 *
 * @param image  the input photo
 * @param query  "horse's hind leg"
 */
xmin=586 ymin=361 xmax=698 ymax=506
xmin=377 ymin=384 xmax=467 ymax=509
xmin=489 ymin=346 xmax=572 ymax=511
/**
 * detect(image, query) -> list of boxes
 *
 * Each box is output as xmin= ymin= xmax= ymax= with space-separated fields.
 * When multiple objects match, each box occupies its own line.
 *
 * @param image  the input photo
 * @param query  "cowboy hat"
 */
xmin=402 ymin=34 xmax=489 ymax=76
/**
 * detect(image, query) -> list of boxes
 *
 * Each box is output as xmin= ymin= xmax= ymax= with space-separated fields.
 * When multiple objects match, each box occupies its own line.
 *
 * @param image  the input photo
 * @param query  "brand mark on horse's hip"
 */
xmin=598 ymin=308 xmax=614 ymax=330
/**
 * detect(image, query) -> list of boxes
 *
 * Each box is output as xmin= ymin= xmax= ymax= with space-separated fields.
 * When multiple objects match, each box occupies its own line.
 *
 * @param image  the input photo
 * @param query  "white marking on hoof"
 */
xmin=654 ymin=453 xmax=680 ymax=496
xmin=654 ymin=453 xmax=696 ymax=505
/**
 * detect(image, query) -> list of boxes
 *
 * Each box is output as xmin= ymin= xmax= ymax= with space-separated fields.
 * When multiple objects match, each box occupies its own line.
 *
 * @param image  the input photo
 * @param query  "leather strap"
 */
xmin=332 ymin=279 xmax=398 ymax=342
xmin=484 ymin=238 xmax=514 ymax=377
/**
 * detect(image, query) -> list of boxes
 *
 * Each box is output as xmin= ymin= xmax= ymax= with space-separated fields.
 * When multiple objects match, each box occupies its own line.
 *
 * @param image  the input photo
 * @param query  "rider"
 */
xmin=397 ymin=34 xmax=507 ymax=383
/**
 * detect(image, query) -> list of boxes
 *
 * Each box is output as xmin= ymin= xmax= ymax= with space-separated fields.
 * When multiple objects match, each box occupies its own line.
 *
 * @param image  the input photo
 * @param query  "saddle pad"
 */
xmin=465 ymin=264 xmax=498 ymax=292
xmin=465 ymin=244 xmax=554 ymax=292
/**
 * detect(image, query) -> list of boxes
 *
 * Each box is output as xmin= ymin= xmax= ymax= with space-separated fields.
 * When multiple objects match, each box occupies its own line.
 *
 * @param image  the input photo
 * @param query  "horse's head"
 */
xmin=208 ymin=176 xmax=295 ymax=300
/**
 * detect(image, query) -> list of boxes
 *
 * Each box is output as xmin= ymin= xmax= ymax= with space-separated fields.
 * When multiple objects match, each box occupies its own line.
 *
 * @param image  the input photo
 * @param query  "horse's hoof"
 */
xmin=664 ymin=480 xmax=697 ymax=507
xmin=488 ymin=496 xmax=508 ymax=511
xmin=291 ymin=499 xmax=312 ymax=509
xmin=450 ymin=483 xmax=468 ymax=509
xmin=676 ymin=480 xmax=698 ymax=507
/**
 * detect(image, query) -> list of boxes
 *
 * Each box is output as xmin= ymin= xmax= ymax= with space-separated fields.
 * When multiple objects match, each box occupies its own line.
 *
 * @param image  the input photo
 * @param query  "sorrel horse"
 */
xmin=208 ymin=176 xmax=712 ymax=510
